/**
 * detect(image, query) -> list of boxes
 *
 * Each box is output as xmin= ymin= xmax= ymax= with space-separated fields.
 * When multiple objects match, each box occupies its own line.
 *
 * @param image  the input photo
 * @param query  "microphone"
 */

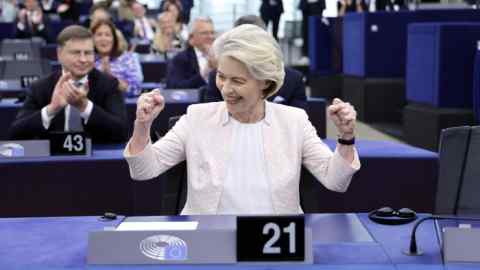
xmin=404 ymin=215 xmax=480 ymax=256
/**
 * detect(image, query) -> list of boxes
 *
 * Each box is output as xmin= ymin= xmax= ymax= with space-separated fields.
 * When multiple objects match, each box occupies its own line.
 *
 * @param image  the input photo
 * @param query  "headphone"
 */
xmin=368 ymin=207 xmax=417 ymax=225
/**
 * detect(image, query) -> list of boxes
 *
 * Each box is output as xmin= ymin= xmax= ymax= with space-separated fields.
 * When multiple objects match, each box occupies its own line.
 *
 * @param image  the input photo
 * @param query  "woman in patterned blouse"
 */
xmin=91 ymin=19 xmax=144 ymax=97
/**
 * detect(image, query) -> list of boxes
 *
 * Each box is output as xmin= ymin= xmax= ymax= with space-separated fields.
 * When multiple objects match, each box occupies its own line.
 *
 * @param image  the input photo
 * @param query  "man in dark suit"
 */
xmin=204 ymin=15 xmax=307 ymax=110
xmin=9 ymin=25 xmax=127 ymax=144
xmin=259 ymin=0 xmax=283 ymax=41
xmin=165 ymin=17 xmax=215 ymax=89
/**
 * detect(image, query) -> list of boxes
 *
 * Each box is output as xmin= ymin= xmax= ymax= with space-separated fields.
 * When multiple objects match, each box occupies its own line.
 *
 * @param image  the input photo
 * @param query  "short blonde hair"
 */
xmin=212 ymin=24 xmax=285 ymax=98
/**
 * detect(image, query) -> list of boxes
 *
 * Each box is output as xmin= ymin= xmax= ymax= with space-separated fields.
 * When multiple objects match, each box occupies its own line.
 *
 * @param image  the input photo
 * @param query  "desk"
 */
xmin=0 ymin=89 xmax=200 ymax=140
xmin=0 ymin=140 xmax=437 ymax=217
xmin=0 ymin=95 xmax=326 ymax=140
xmin=0 ymin=214 xmax=457 ymax=269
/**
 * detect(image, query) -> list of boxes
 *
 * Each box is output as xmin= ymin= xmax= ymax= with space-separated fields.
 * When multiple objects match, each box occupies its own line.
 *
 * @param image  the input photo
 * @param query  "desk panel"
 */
xmin=0 ymin=140 xmax=437 ymax=217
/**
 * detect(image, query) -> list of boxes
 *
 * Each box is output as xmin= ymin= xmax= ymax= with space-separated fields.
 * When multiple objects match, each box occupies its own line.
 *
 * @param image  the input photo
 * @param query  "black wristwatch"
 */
xmin=337 ymin=137 xmax=355 ymax=145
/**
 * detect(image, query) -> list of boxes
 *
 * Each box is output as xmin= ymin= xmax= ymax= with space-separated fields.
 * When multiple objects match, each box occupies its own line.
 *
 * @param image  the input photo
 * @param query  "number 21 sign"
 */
xmin=236 ymin=216 xmax=305 ymax=262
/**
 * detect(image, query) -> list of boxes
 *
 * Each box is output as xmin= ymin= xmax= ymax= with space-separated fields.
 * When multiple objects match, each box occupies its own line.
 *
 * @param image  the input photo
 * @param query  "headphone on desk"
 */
xmin=368 ymin=207 xmax=417 ymax=225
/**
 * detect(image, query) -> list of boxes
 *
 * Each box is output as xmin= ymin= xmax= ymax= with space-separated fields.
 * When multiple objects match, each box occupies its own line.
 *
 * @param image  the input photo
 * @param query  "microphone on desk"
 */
xmin=404 ymin=215 xmax=480 ymax=256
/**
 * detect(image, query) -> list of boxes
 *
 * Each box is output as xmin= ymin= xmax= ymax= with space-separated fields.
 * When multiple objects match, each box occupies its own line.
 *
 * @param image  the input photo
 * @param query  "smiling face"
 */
xmin=189 ymin=20 xmax=215 ymax=53
xmin=216 ymin=55 xmax=268 ymax=121
xmin=57 ymin=38 xmax=95 ymax=80
xmin=93 ymin=24 xmax=114 ymax=56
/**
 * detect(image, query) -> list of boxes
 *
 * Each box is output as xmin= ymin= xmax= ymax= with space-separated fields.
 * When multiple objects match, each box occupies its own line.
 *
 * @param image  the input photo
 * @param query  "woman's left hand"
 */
xmin=327 ymin=98 xmax=357 ymax=139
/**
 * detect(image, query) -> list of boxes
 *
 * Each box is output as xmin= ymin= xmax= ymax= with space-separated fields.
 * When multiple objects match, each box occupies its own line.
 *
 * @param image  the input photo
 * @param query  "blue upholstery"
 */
xmin=343 ymin=10 xmax=480 ymax=78
xmin=0 ymin=23 xmax=16 ymax=40
xmin=48 ymin=21 xmax=75 ymax=44
xmin=473 ymin=47 xmax=480 ymax=123
xmin=309 ymin=16 xmax=333 ymax=73
xmin=406 ymin=23 xmax=480 ymax=108
xmin=343 ymin=13 xmax=366 ymax=76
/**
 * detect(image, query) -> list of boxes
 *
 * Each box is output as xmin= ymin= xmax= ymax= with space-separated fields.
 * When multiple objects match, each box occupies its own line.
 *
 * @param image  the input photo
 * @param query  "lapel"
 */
xmin=214 ymin=103 xmax=233 ymax=186
xmin=47 ymin=71 xmax=65 ymax=131
xmin=187 ymin=46 xmax=200 ymax=73
xmin=261 ymin=102 xmax=279 ymax=211
xmin=86 ymin=69 xmax=98 ymax=102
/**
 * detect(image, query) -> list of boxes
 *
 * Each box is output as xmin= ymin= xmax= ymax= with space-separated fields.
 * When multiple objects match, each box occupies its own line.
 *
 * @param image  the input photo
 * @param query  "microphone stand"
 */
xmin=404 ymin=215 xmax=480 ymax=256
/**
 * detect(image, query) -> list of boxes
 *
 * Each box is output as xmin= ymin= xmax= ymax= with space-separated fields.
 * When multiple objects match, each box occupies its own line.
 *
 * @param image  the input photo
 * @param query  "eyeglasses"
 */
xmin=369 ymin=206 xmax=417 ymax=225
xmin=196 ymin=31 xmax=215 ymax=36
xmin=66 ymin=50 xmax=95 ymax=58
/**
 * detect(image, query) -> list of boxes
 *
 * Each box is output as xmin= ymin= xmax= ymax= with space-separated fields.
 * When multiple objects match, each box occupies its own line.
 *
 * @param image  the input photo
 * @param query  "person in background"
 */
xmin=152 ymin=11 xmax=182 ymax=53
xmin=162 ymin=0 xmax=188 ymax=43
xmin=56 ymin=0 xmax=79 ymax=22
xmin=165 ymin=17 xmax=215 ymax=89
xmin=204 ymin=14 xmax=307 ymax=110
xmin=131 ymin=1 xmax=155 ymax=43
xmin=16 ymin=0 xmax=50 ymax=42
xmin=39 ymin=0 xmax=56 ymax=14
xmin=160 ymin=0 xmax=193 ymax=24
xmin=117 ymin=0 xmax=135 ymax=21
xmin=85 ymin=4 xmax=131 ymax=52
xmin=339 ymin=0 xmax=365 ymax=16
xmin=1 ymin=0 xmax=17 ymax=22
xmin=9 ymin=25 xmax=127 ymax=143
xmin=259 ymin=0 xmax=283 ymax=41
xmin=84 ymin=3 xmax=111 ymax=27
xmin=92 ymin=19 xmax=143 ymax=97
xmin=124 ymin=24 xmax=360 ymax=215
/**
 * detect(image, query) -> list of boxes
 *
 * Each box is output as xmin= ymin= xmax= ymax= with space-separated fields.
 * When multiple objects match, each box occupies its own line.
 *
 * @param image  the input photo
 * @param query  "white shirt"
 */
xmin=193 ymin=47 xmax=208 ymax=82
xmin=40 ymin=73 xmax=93 ymax=130
xmin=217 ymin=117 xmax=274 ymax=215
xmin=135 ymin=17 xmax=155 ymax=41
xmin=369 ymin=0 xmax=376 ymax=12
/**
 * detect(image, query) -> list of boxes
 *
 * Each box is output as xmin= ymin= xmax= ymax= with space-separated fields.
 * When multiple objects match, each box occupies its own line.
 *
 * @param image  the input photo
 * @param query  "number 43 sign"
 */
xmin=49 ymin=132 xmax=87 ymax=156
xmin=236 ymin=216 xmax=305 ymax=262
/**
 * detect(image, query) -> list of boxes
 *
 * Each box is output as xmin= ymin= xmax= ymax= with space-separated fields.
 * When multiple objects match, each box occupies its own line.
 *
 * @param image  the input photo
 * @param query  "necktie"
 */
xmin=67 ymin=105 xmax=84 ymax=132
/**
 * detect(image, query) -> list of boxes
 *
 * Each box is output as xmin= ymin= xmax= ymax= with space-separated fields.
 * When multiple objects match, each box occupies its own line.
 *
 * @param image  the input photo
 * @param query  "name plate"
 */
xmin=49 ymin=132 xmax=91 ymax=156
xmin=0 ymin=140 xmax=50 ymax=158
xmin=20 ymin=75 xmax=40 ymax=88
xmin=14 ymin=52 xmax=29 ymax=61
xmin=88 ymin=230 xmax=237 ymax=264
xmin=236 ymin=216 xmax=305 ymax=262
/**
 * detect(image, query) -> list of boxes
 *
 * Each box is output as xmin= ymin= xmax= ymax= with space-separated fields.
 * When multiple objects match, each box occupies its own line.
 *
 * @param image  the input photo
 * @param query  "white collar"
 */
xmin=193 ymin=47 xmax=206 ymax=59
xmin=62 ymin=69 xmax=88 ymax=85
xmin=221 ymin=100 xmax=271 ymax=126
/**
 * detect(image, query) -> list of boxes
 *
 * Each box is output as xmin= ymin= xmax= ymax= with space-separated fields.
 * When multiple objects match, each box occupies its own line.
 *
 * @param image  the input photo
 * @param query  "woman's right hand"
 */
xmin=135 ymin=89 xmax=165 ymax=127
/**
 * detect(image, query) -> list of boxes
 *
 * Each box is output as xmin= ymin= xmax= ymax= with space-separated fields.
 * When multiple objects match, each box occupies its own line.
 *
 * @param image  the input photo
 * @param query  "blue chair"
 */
xmin=473 ymin=44 xmax=480 ymax=124
xmin=308 ymin=16 xmax=333 ymax=74
xmin=406 ymin=23 xmax=480 ymax=108
xmin=435 ymin=126 xmax=480 ymax=215
xmin=0 ymin=23 xmax=16 ymax=40
xmin=343 ymin=10 xmax=480 ymax=78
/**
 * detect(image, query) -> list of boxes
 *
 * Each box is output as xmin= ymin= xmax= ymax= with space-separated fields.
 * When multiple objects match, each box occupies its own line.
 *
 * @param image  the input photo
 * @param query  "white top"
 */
xmin=217 ymin=117 xmax=274 ymax=214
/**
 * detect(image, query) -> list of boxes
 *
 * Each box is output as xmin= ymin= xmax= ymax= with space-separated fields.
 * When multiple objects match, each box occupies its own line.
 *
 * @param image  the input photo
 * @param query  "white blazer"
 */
xmin=124 ymin=101 xmax=360 ymax=215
